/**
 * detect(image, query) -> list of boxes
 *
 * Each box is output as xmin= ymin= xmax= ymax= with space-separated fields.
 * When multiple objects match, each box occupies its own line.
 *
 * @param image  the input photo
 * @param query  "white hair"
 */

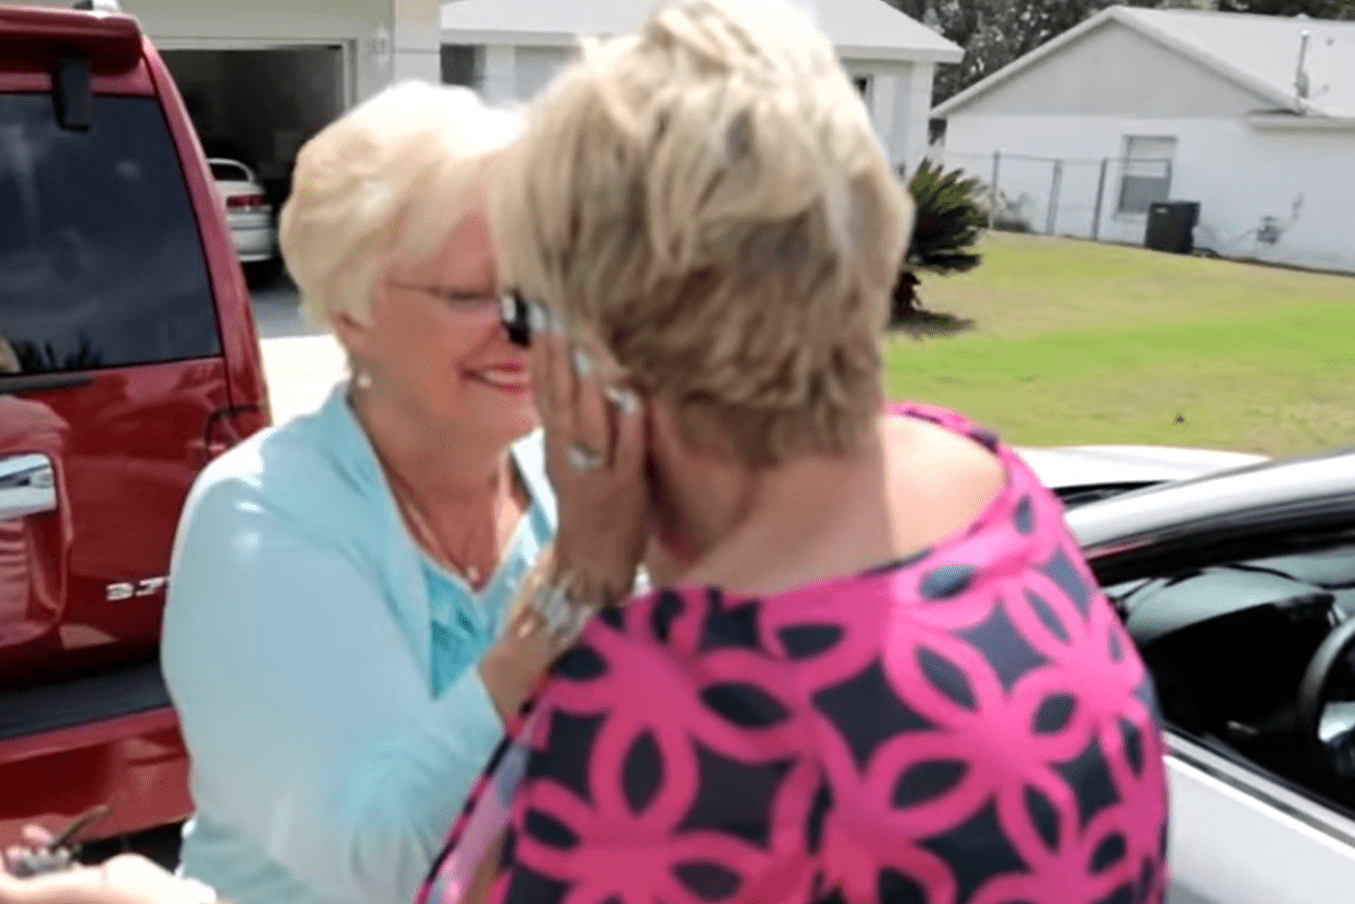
xmin=279 ymin=80 xmax=520 ymax=330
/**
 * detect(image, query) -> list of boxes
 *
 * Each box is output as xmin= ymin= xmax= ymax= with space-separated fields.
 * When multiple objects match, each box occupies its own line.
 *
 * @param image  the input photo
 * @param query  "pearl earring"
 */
xmin=353 ymin=368 xmax=373 ymax=390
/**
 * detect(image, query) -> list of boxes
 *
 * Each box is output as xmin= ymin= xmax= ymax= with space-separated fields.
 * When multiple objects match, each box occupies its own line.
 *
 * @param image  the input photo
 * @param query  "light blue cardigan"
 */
xmin=161 ymin=385 xmax=555 ymax=904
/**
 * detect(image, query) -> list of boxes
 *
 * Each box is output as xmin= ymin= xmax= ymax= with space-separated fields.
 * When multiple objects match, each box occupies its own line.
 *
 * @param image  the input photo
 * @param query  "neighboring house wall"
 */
xmin=954 ymin=22 xmax=1265 ymax=118
xmin=945 ymin=112 xmax=1355 ymax=273
xmin=939 ymin=21 xmax=1355 ymax=273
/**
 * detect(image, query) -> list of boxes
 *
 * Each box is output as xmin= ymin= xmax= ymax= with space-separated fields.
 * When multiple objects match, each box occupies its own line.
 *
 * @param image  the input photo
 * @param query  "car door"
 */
xmin=0 ymin=77 xmax=229 ymax=688
xmin=1164 ymin=732 xmax=1355 ymax=904
xmin=1073 ymin=508 xmax=1355 ymax=904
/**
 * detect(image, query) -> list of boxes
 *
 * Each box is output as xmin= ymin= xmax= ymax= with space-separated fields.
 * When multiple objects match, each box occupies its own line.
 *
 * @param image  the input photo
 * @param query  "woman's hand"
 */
xmin=533 ymin=329 xmax=650 ymax=606
xmin=0 ymin=850 xmax=215 ymax=904
xmin=478 ymin=550 xmax=578 ymax=725
xmin=477 ymin=325 xmax=650 ymax=728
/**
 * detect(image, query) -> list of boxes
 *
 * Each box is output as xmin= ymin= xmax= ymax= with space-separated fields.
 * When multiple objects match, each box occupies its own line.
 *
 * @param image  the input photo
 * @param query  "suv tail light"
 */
xmin=225 ymin=193 xmax=267 ymax=212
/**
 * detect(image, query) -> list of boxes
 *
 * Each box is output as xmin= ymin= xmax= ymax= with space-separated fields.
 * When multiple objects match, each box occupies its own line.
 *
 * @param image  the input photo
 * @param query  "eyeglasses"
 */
xmin=387 ymin=279 xmax=561 ymax=349
xmin=386 ymin=281 xmax=509 ymax=307
xmin=387 ymin=281 xmax=538 ymax=345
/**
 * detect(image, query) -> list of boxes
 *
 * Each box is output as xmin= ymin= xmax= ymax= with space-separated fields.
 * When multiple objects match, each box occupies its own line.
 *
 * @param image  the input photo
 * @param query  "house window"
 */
xmin=1118 ymin=135 xmax=1176 ymax=215
xmin=441 ymin=44 xmax=483 ymax=88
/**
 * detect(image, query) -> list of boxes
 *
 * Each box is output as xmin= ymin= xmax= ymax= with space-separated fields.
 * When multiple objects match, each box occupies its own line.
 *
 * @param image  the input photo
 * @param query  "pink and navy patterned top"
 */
xmin=418 ymin=403 xmax=1170 ymax=904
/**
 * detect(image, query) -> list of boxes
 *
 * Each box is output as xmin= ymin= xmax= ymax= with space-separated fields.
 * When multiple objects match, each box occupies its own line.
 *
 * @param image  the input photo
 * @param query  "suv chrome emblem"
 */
xmin=105 ymin=576 xmax=167 ymax=601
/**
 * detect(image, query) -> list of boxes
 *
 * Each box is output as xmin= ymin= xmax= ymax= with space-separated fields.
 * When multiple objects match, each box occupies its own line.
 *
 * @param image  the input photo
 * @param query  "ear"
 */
xmin=332 ymin=309 xmax=375 ymax=363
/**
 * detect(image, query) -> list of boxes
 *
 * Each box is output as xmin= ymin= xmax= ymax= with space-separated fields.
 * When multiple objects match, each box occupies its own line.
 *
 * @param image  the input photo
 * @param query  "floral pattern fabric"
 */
xmin=419 ymin=402 xmax=1170 ymax=904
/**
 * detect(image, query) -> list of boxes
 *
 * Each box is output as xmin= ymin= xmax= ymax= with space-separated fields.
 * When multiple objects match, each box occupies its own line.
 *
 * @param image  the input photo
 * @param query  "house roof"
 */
xmin=933 ymin=5 xmax=1355 ymax=119
xmin=440 ymin=0 xmax=963 ymax=63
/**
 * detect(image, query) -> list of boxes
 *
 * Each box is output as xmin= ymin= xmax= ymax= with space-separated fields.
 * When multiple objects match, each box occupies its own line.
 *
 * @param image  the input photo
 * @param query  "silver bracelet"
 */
xmin=523 ymin=572 xmax=590 ymax=644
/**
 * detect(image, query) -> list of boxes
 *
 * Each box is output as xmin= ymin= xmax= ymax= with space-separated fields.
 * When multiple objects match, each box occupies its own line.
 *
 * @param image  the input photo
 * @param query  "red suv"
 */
xmin=0 ymin=3 xmax=270 ymax=848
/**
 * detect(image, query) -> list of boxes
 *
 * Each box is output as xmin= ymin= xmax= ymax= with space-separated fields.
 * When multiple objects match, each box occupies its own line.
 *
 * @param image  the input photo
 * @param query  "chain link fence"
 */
xmin=933 ymin=150 xmax=1174 ymax=242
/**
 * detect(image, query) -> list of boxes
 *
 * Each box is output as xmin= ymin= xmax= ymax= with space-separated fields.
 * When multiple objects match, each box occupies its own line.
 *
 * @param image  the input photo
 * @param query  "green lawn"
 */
xmin=884 ymin=233 xmax=1355 ymax=456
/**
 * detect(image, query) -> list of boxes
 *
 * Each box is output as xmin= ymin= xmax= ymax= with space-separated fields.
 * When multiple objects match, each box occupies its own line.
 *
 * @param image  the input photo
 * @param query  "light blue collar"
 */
xmin=310 ymin=383 xmax=556 ymax=673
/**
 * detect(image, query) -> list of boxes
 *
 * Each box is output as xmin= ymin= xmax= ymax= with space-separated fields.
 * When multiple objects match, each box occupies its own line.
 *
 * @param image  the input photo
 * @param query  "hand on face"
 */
xmin=532 ymin=325 xmax=650 ymax=607
xmin=476 ymin=328 xmax=649 ymax=726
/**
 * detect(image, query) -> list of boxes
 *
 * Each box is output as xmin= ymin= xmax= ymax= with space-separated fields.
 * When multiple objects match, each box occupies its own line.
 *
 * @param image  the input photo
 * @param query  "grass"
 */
xmin=884 ymin=233 xmax=1355 ymax=456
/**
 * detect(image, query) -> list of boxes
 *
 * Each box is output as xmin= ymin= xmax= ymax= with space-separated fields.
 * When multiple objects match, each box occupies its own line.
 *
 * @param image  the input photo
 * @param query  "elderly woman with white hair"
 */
xmin=151 ymin=82 xmax=570 ymax=904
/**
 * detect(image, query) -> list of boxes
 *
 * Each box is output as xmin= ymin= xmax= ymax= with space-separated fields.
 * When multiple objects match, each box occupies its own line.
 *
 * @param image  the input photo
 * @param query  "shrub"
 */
xmin=892 ymin=158 xmax=987 ymax=324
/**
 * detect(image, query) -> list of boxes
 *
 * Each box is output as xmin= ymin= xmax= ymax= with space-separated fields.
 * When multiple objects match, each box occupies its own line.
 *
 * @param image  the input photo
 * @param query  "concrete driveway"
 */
xmin=252 ymin=279 xmax=346 ymax=424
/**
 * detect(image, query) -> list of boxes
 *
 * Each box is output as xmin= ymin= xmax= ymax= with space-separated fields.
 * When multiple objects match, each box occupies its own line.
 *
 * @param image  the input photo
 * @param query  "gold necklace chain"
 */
xmin=383 ymin=459 xmax=509 ymax=588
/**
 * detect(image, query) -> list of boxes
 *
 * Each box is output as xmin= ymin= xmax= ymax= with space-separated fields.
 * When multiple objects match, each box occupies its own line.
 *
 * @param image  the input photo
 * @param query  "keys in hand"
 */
xmin=2 ymin=804 xmax=111 ymax=877
xmin=5 ymin=849 xmax=73 ymax=879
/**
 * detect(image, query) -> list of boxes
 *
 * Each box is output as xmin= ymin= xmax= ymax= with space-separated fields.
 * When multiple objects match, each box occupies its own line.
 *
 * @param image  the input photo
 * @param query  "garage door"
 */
xmin=160 ymin=45 xmax=348 ymax=207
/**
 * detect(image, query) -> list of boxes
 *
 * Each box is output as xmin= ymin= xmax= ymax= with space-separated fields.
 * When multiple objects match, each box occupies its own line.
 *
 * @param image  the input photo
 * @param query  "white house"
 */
xmin=932 ymin=6 xmax=1355 ymax=274
xmin=11 ymin=0 xmax=443 ymax=198
xmin=440 ymin=0 xmax=962 ymax=170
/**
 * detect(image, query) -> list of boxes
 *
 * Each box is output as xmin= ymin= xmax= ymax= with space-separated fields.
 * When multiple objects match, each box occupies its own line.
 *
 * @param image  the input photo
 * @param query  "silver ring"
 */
xmin=566 ymin=443 xmax=604 ymax=472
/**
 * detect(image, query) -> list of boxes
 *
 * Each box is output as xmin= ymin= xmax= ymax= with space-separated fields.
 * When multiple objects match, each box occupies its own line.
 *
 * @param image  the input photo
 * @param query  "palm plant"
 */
xmin=892 ymin=158 xmax=987 ymax=325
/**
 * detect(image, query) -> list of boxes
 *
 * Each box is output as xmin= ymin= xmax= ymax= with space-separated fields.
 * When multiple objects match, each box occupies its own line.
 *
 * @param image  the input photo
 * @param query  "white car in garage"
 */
xmin=209 ymin=157 xmax=276 ymax=265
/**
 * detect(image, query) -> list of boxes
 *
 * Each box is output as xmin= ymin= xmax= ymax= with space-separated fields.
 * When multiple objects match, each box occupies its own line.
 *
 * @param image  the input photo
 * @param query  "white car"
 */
xmin=1065 ymin=445 xmax=1355 ymax=903
xmin=208 ymin=157 xmax=276 ymax=264
xmin=1016 ymin=444 xmax=1268 ymax=507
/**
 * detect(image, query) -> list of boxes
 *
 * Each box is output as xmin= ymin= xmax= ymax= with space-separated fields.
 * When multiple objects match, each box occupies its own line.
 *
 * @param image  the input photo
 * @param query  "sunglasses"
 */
xmin=500 ymin=293 xmax=642 ymax=412
xmin=499 ymin=292 xmax=560 ymax=348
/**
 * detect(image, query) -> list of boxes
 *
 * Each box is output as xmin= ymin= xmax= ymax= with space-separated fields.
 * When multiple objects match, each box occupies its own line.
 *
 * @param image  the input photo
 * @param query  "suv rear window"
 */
xmin=0 ymin=93 xmax=220 ymax=376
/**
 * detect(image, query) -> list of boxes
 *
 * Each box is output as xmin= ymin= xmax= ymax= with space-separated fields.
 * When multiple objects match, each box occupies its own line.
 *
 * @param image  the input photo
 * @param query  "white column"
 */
xmin=482 ymin=44 xmax=517 ymax=105
xmin=893 ymin=61 xmax=936 ymax=172
xmin=391 ymin=0 xmax=441 ymax=84
xmin=870 ymin=72 xmax=898 ymax=164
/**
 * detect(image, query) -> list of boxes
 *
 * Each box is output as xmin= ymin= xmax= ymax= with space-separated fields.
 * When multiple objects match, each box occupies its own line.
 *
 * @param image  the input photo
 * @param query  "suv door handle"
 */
xmin=0 ymin=453 xmax=57 ymax=521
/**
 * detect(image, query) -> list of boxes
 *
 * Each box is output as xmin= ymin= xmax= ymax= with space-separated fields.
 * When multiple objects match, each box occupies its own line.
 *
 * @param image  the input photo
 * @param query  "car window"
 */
xmin=1101 ymin=537 xmax=1355 ymax=816
xmin=0 ymin=92 xmax=220 ymax=376
xmin=209 ymin=161 xmax=249 ymax=182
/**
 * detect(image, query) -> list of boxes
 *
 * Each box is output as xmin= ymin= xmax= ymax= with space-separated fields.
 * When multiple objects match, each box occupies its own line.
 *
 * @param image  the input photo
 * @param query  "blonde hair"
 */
xmin=491 ymin=0 xmax=914 ymax=466
xmin=280 ymin=81 xmax=520 ymax=330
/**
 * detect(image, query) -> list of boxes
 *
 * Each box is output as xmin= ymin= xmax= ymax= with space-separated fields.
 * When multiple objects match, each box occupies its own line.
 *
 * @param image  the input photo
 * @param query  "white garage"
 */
xmin=440 ymin=0 xmax=961 ymax=171
xmin=159 ymin=45 xmax=347 ymax=205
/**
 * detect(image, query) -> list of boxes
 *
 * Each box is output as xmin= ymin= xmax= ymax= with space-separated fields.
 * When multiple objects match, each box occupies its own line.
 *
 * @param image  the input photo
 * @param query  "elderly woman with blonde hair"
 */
xmin=151 ymin=82 xmax=574 ymax=904
xmin=414 ymin=0 xmax=1173 ymax=902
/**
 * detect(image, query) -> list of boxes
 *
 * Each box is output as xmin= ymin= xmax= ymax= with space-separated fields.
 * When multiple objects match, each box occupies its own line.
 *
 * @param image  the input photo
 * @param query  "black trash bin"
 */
xmin=1144 ymin=201 xmax=1200 ymax=254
